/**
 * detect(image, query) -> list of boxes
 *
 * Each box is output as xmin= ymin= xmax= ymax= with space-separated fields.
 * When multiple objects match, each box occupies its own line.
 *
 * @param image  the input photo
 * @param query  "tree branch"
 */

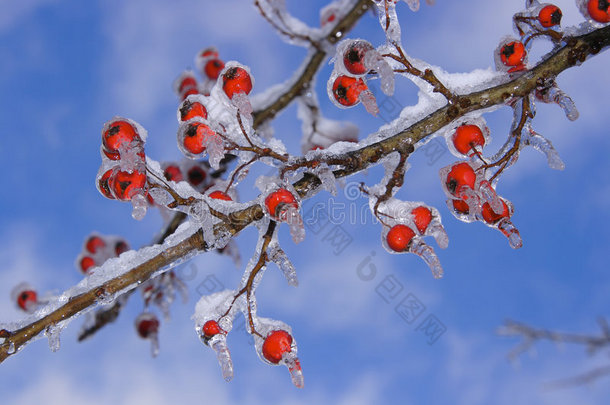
xmin=1 ymin=23 xmax=608 ymax=365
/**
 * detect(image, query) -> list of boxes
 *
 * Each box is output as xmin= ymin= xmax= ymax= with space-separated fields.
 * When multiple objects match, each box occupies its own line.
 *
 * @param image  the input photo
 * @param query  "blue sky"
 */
xmin=0 ymin=0 xmax=609 ymax=404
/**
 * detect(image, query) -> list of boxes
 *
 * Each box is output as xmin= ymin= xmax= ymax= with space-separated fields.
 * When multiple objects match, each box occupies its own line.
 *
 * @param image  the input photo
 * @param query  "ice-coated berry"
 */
xmin=187 ymin=166 xmax=207 ymax=186
xmin=182 ymin=122 xmax=216 ymax=155
xmin=411 ymin=206 xmax=432 ymax=234
xmin=136 ymin=314 xmax=160 ymax=339
xmin=481 ymin=200 xmax=510 ymax=224
xmin=386 ymin=224 xmax=415 ymax=252
xmin=179 ymin=99 xmax=208 ymax=122
xmin=98 ymin=169 xmax=115 ymax=200
xmin=452 ymin=199 xmax=470 ymax=214
xmin=588 ymin=0 xmax=610 ymax=23
xmin=115 ymin=240 xmax=129 ymax=256
xmin=85 ymin=236 xmax=106 ymax=254
xmin=538 ymin=5 xmax=562 ymax=27
xmin=109 ymin=169 xmax=147 ymax=201
xmin=262 ymin=330 xmax=293 ymax=364
xmin=343 ymin=41 xmax=374 ymax=75
xmin=452 ymin=124 xmax=486 ymax=155
xmin=205 ymin=59 xmax=225 ymax=80
xmin=222 ymin=67 xmax=252 ymax=99
xmin=163 ymin=165 xmax=183 ymax=182
xmin=332 ymin=75 xmax=367 ymax=107
xmin=208 ymin=190 xmax=232 ymax=201
xmin=17 ymin=290 xmax=37 ymax=311
xmin=500 ymin=41 xmax=526 ymax=67
xmin=80 ymin=256 xmax=96 ymax=274
xmin=200 ymin=47 xmax=219 ymax=59
xmin=445 ymin=162 xmax=476 ymax=197
xmin=265 ymin=188 xmax=298 ymax=218
xmin=103 ymin=120 xmax=141 ymax=158
xmin=202 ymin=320 xmax=222 ymax=338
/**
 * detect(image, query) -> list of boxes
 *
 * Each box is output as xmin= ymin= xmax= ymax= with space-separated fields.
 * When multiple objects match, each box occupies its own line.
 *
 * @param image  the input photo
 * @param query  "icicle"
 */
xmin=410 ymin=240 xmax=443 ymax=279
xmin=544 ymin=86 xmax=579 ymax=121
xmin=364 ymin=51 xmax=395 ymax=96
xmin=203 ymin=132 xmax=225 ymax=170
xmin=524 ymin=127 xmax=565 ymax=170
xmin=478 ymin=180 xmax=504 ymax=215
xmin=497 ymin=219 xmax=523 ymax=249
xmin=232 ymin=92 xmax=253 ymax=116
xmin=316 ymin=166 xmax=337 ymax=196
xmin=268 ymin=244 xmax=299 ymax=287
xmin=359 ymin=90 xmax=379 ymax=116
xmin=149 ymin=332 xmax=160 ymax=358
xmin=211 ymin=336 xmax=234 ymax=381
xmin=401 ymin=0 xmax=420 ymax=12
xmin=7 ymin=341 xmax=15 ymax=354
xmin=428 ymin=222 xmax=449 ymax=249
xmin=131 ymin=193 xmax=148 ymax=220
xmin=45 ymin=325 xmax=61 ymax=352
xmin=279 ymin=206 xmax=305 ymax=244
xmin=283 ymin=352 xmax=304 ymax=388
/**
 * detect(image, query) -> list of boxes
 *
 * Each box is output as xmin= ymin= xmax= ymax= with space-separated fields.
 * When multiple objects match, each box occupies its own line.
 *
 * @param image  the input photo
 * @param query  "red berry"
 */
xmin=202 ymin=320 xmax=222 ymax=338
xmin=386 ymin=224 xmax=415 ymax=252
xmin=452 ymin=124 xmax=486 ymax=155
xmin=178 ymin=76 xmax=197 ymax=93
xmin=204 ymin=59 xmax=225 ymax=80
xmin=445 ymin=163 xmax=476 ymax=198
xmin=262 ymin=330 xmax=293 ymax=364
xmin=187 ymin=166 xmax=207 ymax=186
xmin=588 ymin=0 xmax=610 ymax=23
xmin=102 ymin=120 xmax=141 ymax=158
xmin=109 ymin=169 xmax=147 ymax=201
xmin=181 ymin=87 xmax=199 ymax=101
xmin=332 ymin=75 xmax=367 ymax=107
xmin=17 ymin=290 xmax=37 ymax=311
xmin=500 ymin=41 xmax=526 ymax=68
xmin=343 ymin=41 xmax=374 ymax=75
xmin=265 ymin=188 xmax=298 ymax=219
xmin=115 ymin=240 xmax=129 ymax=256
xmin=85 ymin=236 xmax=106 ymax=254
xmin=481 ymin=200 xmax=510 ymax=224
xmin=452 ymin=199 xmax=470 ymax=214
xmin=200 ymin=47 xmax=219 ymax=59
xmin=80 ymin=256 xmax=96 ymax=274
xmin=208 ymin=190 xmax=232 ymax=201
xmin=182 ymin=122 xmax=216 ymax=155
xmin=222 ymin=67 xmax=253 ymax=99
xmin=163 ymin=165 xmax=183 ymax=182
xmin=538 ymin=5 xmax=562 ymax=27
xmin=98 ymin=169 xmax=115 ymax=200
xmin=136 ymin=314 xmax=160 ymax=339
xmin=411 ymin=206 xmax=432 ymax=234
xmin=179 ymin=99 xmax=208 ymax=121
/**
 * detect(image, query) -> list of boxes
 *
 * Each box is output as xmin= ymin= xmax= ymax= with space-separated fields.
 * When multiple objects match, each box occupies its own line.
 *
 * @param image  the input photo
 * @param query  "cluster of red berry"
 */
xmin=75 ymin=234 xmax=130 ymax=275
xmin=382 ymin=202 xmax=448 ymax=279
xmin=96 ymin=119 xmax=149 ymax=220
xmin=440 ymin=123 xmax=522 ymax=249
xmin=328 ymin=39 xmax=392 ymax=115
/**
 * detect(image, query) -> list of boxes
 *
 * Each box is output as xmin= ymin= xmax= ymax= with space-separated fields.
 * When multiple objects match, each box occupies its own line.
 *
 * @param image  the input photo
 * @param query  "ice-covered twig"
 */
xmin=3 ymin=24 xmax=610 ymax=364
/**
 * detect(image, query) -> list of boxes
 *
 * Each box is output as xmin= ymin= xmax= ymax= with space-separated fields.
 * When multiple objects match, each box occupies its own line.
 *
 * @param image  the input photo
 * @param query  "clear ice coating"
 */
xmin=541 ymin=85 xmax=579 ymax=121
xmin=497 ymin=218 xmax=523 ymax=249
xmin=268 ymin=243 xmax=299 ymax=287
xmin=279 ymin=206 xmax=305 ymax=244
xmin=45 ymin=324 xmax=62 ymax=352
xmin=131 ymin=193 xmax=148 ymax=220
xmin=359 ymin=89 xmax=379 ymax=116
xmin=523 ymin=125 xmax=565 ymax=170
xmin=210 ymin=335 xmax=234 ymax=381
xmin=409 ymin=239 xmax=443 ymax=279
xmin=284 ymin=352 xmax=305 ymax=388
